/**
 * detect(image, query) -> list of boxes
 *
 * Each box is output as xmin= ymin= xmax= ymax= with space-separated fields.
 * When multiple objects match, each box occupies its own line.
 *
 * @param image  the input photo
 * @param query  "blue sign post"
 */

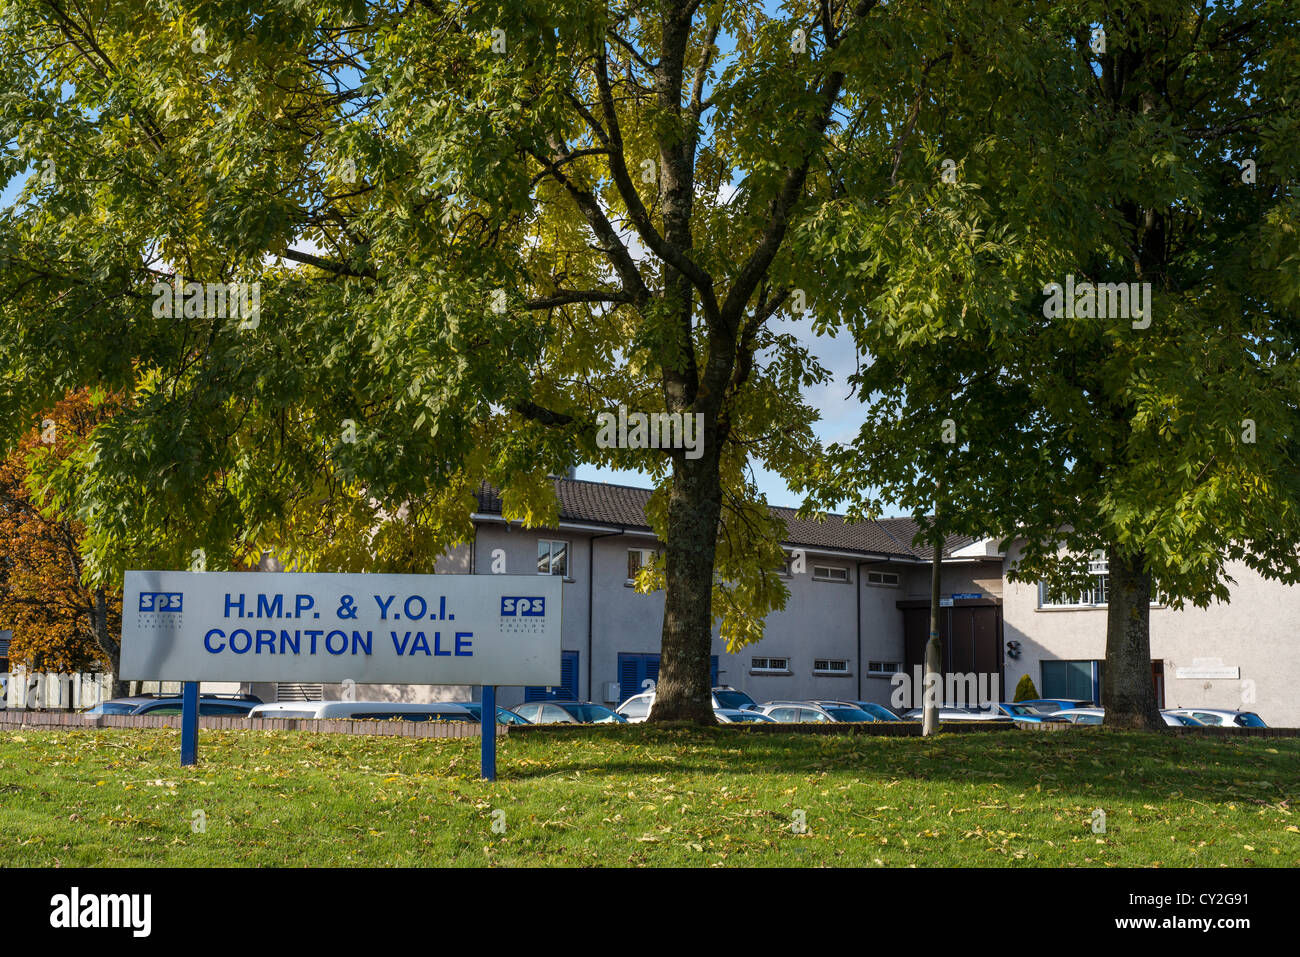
xmin=481 ymin=685 xmax=496 ymax=781
xmin=180 ymin=681 xmax=199 ymax=766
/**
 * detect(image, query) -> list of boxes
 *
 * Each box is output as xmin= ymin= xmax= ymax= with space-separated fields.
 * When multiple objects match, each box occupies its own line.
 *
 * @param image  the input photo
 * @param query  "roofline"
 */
xmin=469 ymin=512 xmax=1001 ymax=565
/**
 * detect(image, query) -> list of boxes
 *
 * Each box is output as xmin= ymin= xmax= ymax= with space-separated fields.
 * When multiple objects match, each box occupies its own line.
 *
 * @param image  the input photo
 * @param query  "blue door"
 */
xmin=525 ymin=650 xmax=579 ymax=701
xmin=618 ymin=653 xmax=718 ymax=703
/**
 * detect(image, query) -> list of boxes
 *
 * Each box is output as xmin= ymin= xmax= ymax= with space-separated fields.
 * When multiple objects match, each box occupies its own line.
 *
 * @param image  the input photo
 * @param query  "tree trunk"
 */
xmin=922 ymin=520 xmax=943 ymax=736
xmin=1102 ymin=545 xmax=1163 ymax=729
xmin=647 ymin=447 xmax=721 ymax=724
xmin=91 ymin=586 xmax=128 ymax=698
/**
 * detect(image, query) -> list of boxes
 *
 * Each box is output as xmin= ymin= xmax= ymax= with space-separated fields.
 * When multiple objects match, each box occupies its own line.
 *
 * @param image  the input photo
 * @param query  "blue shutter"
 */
xmin=617 ymin=653 xmax=714 ymax=702
xmin=526 ymin=650 xmax=580 ymax=701
xmin=618 ymin=654 xmax=642 ymax=703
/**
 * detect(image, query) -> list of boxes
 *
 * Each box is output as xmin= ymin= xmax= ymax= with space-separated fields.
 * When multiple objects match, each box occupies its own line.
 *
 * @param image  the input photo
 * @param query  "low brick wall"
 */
xmin=0 ymin=710 xmax=505 ymax=739
xmin=514 ymin=720 xmax=1299 ymax=736
xmin=512 ymin=720 xmax=1021 ymax=736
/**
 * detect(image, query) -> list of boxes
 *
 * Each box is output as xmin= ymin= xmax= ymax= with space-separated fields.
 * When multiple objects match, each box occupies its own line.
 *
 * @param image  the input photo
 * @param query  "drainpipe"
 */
xmin=587 ymin=530 xmax=624 ymax=701
xmin=856 ymin=561 xmax=866 ymax=700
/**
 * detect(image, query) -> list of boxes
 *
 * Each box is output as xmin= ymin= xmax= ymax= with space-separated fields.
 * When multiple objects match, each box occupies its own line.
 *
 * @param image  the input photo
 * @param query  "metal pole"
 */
xmin=481 ymin=685 xmax=496 ymax=781
xmin=180 ymin=680 xmax=199 ymax=766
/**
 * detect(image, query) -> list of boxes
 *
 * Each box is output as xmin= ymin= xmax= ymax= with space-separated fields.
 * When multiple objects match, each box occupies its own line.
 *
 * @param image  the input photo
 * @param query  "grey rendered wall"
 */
xmin=1001 ymin=540 xmax=1300 ymax=727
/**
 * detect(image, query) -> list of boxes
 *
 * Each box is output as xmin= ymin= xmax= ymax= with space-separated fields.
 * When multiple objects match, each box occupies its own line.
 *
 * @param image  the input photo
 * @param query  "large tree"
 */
xmin=798 ymin=0 xmax=1300 ymax=728
xmin=0 ymin=1 xmax=1022 ymax=720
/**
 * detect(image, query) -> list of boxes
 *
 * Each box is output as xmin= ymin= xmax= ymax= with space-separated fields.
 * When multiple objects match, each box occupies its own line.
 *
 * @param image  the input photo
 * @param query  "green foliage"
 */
xmin=796 ymin=0 xmax=1300 ymax=611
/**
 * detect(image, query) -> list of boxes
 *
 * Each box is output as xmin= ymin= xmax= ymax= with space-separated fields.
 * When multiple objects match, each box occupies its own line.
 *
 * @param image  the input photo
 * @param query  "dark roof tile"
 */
xmin=476 ymin=478 xmax=979 ymax=562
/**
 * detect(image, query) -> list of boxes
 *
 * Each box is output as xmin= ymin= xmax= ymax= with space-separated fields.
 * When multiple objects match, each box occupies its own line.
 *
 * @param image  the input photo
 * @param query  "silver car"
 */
xmin=1163 ymin=708 xmax=1266 ymax=728
xmin=1048 ymin=708 xmax=1205 ymax=727
xmin=756 ymin=701 xmax=878 ymax=723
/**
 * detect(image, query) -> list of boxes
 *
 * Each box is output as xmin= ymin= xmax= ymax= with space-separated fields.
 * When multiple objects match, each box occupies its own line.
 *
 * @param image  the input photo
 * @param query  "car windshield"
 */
xmin=562 ymin=705 xmax=621 ymax=723
xmin=1235 ymin=712 xmax=1266 ymax=727
xmin=713 ymin=689 xmax=755 ymax=709
xmin=825 ymin=707 xmax=874 ymax=722
xmin=83 ymin=702 xmax=137 ymax=715
xmin=727 ymin=711 xmax=771 ymax=722
xmin=1002 ymin=703 xmax=1037 ymax=715
xmin=856 ymin=703 xmax=899 ymax=721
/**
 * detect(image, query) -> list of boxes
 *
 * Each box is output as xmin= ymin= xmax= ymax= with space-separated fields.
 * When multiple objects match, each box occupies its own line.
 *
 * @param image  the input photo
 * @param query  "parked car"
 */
xmin=756 ymin=701 xmax=880 ymax=723
xmin=711 ymin=686 xmax=758 ymax=711
xmin=1016 ymin=698 xmax=1095 ymax=714
xmin=247 ymin=700 xmax=475 ymax=721
xmin=1049 ymin=708 xmax=1105 ymax=725
xmin=836 ymin=701 xmax=903 ymax=721
xmin=899 ymin=705 xmax=1014 ymax=722
xmin=714 ymin=708 xmax=776 ymax=723
xmin=989 ymin=702 xmax=1070 ymax=723
xmin=82 ymin=693 xmax=263 ymax=717
xmin=1048 ymin=708 xmax=1206 ymax=727
xmin=1163 ymin=708 xmax=1266 ymax=728
xmin=617 ymin=689 xmax=755 ymax=722
xmin=454 ymin=702 xmax=532 ymax=725
xmin=511 ymin=701 xmax=627 ymax=724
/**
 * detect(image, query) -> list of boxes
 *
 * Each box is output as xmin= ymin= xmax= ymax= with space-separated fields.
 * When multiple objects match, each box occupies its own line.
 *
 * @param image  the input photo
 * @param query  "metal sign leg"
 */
xmin=180 ymin=681 xmax=199 ymax=766
xmin=481 ymin=685 xmax=496 ymax=781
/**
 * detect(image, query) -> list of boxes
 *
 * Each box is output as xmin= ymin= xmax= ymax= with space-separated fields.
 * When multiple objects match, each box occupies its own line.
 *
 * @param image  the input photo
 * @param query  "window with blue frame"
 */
xmin=525 ymin=650 xmax=579 ymax=701
xmin=618 ymin=652 xmax=718 ymax=703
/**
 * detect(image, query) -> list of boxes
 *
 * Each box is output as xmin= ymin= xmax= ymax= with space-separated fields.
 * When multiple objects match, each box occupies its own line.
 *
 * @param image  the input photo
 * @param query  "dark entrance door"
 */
xmin=899 ymin=600 xmax=1004 ymax=705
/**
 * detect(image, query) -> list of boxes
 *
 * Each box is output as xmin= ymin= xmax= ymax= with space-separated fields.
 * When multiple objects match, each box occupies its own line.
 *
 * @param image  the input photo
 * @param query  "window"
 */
xmin=813 ymin=659 xmax=850 ymax=675
xmin=1041 ymin=660 xmax=1103 ymax=702
xmin=812 ymin=564 xmax=849 ymax=583
xmin=867 ymin=660 xmax=902 ymax=676
xmin=626 ymin=547 xmax=655 ymax=583
xmin=1038 ymin=573 xmax=1109 ymax=607
xmin=865 ymin=571 xmax=900 ymax=586
xmin=751 ymin=657 xmax=790 ymax=674
xmin=537 ymin=539 xmax=570 ymax=577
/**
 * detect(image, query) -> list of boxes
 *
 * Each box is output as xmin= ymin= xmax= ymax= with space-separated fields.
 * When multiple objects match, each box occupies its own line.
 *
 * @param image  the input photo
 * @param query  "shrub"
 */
xmin=1013 ymin=674 xmax=1039 ymax=702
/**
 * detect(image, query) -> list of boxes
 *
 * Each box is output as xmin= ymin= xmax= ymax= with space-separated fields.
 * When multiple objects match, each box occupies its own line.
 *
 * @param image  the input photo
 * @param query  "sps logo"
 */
xmin=139 ymin=592 xmax=183 ymax=612
xmin=500 ymin=597 xmax=546 ymax=635
xmin=501 ymin=597 xmax=545 ymax=617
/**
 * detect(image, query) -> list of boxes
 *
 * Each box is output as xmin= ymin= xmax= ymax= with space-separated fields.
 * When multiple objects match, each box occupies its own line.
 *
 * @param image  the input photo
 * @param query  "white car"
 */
xmin=247 ymin=700 xmax=475 ymax=721
xmin=900 ymin=706 xmax=1013 ymax=722
xmin=715 ymin=708 xmax=775 ymax=724
xmin=1163 ymin=708 xmax=1267 ymax=728
xmin=617 ymin=689 xmax=754 ymax=722
xmin=1049 ymin=708 xmax=1205 ymax=727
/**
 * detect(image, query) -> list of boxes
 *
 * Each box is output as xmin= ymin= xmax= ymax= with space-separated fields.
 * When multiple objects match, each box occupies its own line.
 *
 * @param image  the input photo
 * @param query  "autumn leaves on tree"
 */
xmin=0 ymin=390 xmax=123 ymax=688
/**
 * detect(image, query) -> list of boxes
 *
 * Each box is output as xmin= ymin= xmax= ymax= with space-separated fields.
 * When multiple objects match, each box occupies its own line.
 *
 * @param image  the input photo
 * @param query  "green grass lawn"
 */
xmin=1 ymin=725 xmax=1296 ymax=867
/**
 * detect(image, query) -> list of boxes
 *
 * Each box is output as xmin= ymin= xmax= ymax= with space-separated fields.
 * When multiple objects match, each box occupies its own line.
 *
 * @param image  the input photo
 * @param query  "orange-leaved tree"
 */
xmin=0 ymin=389 xmax=124 ymax=693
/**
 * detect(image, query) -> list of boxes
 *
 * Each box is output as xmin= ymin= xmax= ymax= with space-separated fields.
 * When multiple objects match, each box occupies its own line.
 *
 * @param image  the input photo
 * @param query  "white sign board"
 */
xmin=120 ymin=571 xmax=562 ymax=686
xmin=1174 ymin=666 xmax=1240 ymax=680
